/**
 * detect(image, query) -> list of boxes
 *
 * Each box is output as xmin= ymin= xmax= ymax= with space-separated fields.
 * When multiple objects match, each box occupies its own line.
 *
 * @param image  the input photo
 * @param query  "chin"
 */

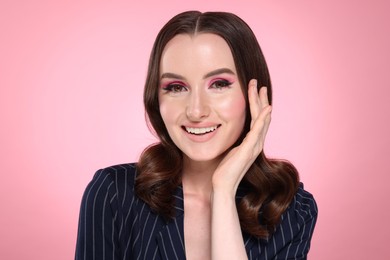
xmin=183 ymin=150 xmax=226 ymax=164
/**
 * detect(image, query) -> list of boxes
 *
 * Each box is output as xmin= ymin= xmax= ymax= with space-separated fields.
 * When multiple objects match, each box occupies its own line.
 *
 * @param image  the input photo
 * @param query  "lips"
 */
xmin=183 ymin=125 xmax=221 ymax=135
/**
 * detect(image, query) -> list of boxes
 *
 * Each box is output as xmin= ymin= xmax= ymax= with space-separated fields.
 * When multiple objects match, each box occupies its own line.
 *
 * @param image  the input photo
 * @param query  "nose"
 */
xmin=186 ymin=88 xmax=210 ymax=121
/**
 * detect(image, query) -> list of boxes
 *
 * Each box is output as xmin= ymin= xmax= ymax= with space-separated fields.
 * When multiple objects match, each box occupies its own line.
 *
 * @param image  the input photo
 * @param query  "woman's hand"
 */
xmin=210 ymin=79 xmax=271 ymax=260
xmin=211 ymin=79 xmax=272 ymax=195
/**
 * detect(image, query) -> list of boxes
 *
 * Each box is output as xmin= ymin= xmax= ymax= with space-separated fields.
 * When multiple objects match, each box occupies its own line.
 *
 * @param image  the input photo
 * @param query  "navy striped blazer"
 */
xmin=75 ymin=163 xmax=317 ymax=260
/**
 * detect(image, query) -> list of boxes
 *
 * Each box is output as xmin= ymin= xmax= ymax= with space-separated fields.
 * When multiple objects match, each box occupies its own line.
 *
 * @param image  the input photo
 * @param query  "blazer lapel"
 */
xmin=156 ymin=186 xmax=186 ymax=260
xmin=155 ymin=185 xmax=261 ymax=259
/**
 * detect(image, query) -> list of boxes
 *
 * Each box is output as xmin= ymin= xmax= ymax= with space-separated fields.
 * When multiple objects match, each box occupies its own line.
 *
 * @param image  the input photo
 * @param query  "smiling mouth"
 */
xmin=183 ymin=125 xmax=221 ymax=135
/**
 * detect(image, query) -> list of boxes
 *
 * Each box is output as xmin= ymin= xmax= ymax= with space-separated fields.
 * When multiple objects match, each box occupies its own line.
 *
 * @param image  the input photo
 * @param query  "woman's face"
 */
xmin=158 ymin=33 xmax=246 ymax=163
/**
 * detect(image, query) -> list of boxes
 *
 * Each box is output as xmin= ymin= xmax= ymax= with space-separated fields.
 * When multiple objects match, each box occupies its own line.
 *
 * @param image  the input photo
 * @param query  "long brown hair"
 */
xmin=135 ymin=11 xmax=299 ymax=238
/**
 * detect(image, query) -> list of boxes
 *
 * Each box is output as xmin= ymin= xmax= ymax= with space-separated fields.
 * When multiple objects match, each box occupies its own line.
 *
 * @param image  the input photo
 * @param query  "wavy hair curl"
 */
xmin=135 ymin=11 xmax=299 ymax=238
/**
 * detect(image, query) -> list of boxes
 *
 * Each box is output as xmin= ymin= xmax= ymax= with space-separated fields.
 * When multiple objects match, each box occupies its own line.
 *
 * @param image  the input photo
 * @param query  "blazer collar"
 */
xmin=156 ymin=185 xmax=186 ymax=259
xmin=156 ymin=185 xmax=260 ymax=259
xmin=173 ymin=185 xmax=184 ymax=217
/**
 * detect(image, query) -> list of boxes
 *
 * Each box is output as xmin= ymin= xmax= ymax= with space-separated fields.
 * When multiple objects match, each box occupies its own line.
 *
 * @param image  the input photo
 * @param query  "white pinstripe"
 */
xmin=75 ymin=164 xmax=317 ymax=260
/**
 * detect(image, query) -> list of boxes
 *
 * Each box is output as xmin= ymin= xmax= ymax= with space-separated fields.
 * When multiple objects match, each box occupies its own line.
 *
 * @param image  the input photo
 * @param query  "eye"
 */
xmin=210 ymin=79 xmax=233 ymax=90
xmin=162 ymin=83 xmax=188 ymax=93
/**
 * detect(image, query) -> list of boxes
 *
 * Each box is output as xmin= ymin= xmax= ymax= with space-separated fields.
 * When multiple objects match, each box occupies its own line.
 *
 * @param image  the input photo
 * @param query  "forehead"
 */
xmin=160 ymin=33 xmax=236 ymax=75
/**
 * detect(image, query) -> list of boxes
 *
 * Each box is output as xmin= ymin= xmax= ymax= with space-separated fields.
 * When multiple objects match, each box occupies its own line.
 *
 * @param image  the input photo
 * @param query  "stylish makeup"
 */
xmin=160 ymin=81 xmax=187 ymax=93
xmin=208 ymin=78 xmax=234 ymax=90
xmin=158 ymin=33 xmax=246 ymax=161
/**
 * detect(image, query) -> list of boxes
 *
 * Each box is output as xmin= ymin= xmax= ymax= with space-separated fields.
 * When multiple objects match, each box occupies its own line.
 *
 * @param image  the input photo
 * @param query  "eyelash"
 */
xmin=162 ymin=83 xmax=187 ymax=93
xmin=161 ymin=79 xmax=233 ymax=93
xmin=210 ymin=79 xmax=233 ymax=89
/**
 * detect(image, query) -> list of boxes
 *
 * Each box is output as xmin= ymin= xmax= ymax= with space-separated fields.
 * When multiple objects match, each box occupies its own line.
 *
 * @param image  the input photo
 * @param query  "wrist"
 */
xmin=211 ymin=187 xmax=236 ymax=203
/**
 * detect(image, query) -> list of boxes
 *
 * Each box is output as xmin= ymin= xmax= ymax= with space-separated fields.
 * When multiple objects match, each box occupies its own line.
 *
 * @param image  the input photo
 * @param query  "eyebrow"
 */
xmin=204 ymin=68 xmax=235 ymax=79
xmin=160 ymin=68 xmax=235 ymax=80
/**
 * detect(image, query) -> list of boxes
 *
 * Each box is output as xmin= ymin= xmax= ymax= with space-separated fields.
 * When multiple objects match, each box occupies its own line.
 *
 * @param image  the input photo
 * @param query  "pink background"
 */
xmin=1 ymin=1 xmax=389 ymax=259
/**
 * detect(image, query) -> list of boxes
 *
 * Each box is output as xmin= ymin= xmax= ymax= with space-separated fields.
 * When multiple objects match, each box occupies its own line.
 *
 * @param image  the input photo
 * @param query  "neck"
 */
xmin=181 ymin=155 xmax=222 ymax=198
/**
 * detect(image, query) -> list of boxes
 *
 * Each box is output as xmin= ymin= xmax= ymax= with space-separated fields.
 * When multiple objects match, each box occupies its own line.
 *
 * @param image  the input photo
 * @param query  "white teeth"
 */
xmin=185 ymin=126 xmax=218 ymax=135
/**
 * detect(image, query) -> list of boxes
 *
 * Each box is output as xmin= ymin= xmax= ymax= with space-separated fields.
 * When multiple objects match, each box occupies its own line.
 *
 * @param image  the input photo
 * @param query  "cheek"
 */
xmin=217 ymin=94 xmax=246 ymax=124
xmin=159 ymin=101 xmax=170 ymax=124
xmin=159 ymin=98 xmax=180 ymax=125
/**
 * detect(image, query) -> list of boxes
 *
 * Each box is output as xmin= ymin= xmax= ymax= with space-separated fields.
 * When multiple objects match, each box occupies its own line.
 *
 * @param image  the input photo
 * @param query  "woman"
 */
xmin=75 ymin=11 xmax=317 ymax=260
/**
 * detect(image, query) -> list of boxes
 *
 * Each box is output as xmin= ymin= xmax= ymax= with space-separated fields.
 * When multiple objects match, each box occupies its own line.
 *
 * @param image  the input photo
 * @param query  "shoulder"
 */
xmin=288 ymin=183 xmax=318 ymax=225
xmin=274 ymin=183 xmax=317 ymax=254
xmin=241 ymin=183 xmax=318 ymax=259
xmin=98 ymin=162 xmax=136 ymax=181
xmin=76 ymin=163 xmax=141 ymax=259
xmin=80 ymin=163 xmax=138 ymax=210
xmin=278 ymin=183 xmax=318 ymax=237
xmin=255 ymin=183 xmax=318 ymax=259
xmin=91 ymin=162 xmax=137 ymax=182
xmin=87 ymin=163 xmax=137 ymax=190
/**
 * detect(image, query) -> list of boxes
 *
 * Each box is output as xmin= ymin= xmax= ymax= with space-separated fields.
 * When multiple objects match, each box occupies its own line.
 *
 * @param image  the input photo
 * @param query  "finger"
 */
xmin=256 ymin=87 xmax=271 ymax=135
xmin=242 ymin=106 xmax=272 ymax=158
xmin=261 ymin=104 xmax=272 ymax=135
xmin=248 ymin=79 xmax=261 ymax=127
xmin=249 ymin=100 xmax=272 ymax=136
xmin=249 ymin=104 xmax=272 ymax=139
xmin=259 ymin=86 xmax=270 ymax=110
